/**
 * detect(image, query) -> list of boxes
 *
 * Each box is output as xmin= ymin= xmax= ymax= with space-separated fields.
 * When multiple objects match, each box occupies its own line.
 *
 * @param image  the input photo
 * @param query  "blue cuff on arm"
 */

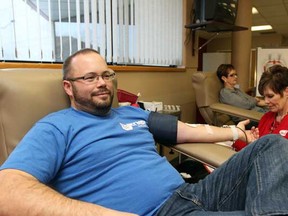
xmin=147 ymin=112 xmax=178 ymax=146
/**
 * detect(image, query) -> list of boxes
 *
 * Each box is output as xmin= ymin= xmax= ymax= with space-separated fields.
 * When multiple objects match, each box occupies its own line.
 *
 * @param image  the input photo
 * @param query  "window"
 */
xmin=0 ymin=0 xmax=183 ymax=66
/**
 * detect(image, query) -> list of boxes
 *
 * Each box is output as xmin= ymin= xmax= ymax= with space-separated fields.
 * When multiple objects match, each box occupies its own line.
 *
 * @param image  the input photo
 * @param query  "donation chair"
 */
xmin=0 ymin=68 xmax=235 ymax=169
xmin=0 ymin=68 xmax=69 ymax=165
xmin=192 ymin=71 xmax=264 ymax=126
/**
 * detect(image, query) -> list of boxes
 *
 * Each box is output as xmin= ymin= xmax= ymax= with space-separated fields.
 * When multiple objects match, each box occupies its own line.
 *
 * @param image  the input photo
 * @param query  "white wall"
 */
xmin=203 ymin=52 xmax=231 ymax=72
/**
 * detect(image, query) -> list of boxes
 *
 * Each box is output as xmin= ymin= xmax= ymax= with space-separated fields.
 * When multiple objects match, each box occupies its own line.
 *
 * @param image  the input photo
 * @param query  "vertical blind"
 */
xmin=0 ymin=0 xmax=183 ymax=66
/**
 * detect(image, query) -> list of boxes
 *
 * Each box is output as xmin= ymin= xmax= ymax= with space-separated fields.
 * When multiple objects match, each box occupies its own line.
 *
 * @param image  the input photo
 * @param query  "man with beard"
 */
xmin=1 ymin=48 xmax=288 ymax=216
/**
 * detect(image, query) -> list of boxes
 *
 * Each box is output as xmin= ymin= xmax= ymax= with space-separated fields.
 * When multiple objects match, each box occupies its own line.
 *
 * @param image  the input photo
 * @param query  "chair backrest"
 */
xmin=0 ymin=68 xmax=118 ymax=165
xmin=192 ymin=71 xmax=234 ymax=126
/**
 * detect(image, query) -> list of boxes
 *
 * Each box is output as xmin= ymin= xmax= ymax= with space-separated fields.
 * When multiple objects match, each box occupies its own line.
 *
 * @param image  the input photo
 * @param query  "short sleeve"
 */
xmin=0 ymin=122 xmax=66 ymax=183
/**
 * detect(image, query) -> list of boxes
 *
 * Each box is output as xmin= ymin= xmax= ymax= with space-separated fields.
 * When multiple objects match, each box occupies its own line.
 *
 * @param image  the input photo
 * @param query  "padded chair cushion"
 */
xmin=192 ymin=72 xmax=222 ymax=107
xmin=0 ymin=69 xmax=70 ymax=164
xmin=172 ymin=143 xmax=236 ymax=168
xmin=192 ymin=72 xmax=234 ymax=126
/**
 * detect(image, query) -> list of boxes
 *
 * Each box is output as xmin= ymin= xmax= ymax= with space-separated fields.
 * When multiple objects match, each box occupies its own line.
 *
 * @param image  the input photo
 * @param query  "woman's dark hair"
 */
xmin=216 ymin=64 xmax=235 ymax=83
xmin=258 ymin=65 xmax=288 ymax=96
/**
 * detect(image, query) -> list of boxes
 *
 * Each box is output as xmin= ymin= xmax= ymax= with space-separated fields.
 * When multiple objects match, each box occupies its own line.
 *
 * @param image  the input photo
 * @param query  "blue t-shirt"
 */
xmin=1 ymin=106 xmax=184 ymax=215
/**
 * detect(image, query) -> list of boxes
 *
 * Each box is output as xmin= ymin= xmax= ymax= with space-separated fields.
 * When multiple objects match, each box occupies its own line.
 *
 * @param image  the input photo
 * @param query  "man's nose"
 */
xmin=96 ymin=76 xmax=107 ymax=86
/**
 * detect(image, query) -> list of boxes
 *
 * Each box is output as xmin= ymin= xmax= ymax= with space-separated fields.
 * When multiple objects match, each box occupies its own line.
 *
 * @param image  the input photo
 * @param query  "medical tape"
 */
xmin=204 ymin=124 xmax=213 ymax=134
xmin=230 ymin=125 xmax=238 ymax=141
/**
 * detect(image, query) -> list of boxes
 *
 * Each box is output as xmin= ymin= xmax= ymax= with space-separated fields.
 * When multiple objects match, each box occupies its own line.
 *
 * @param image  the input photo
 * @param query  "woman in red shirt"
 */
xmin=234 ymin=65 xmax=288 ymax=151
xmin=257 ymin=65 xmax=288 ymax=139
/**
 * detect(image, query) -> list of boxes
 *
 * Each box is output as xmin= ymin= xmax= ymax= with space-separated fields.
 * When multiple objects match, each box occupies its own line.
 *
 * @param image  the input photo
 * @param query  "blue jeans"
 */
xmin=156 ymin=134 xmax=288 ymax=216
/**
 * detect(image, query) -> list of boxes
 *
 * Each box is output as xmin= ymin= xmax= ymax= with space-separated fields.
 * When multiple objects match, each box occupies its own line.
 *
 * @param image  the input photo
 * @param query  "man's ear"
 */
xmin=221 ymin=75 xmax=227 ymax=82
xmin=63 ymin=80 xmax=73 ymax=97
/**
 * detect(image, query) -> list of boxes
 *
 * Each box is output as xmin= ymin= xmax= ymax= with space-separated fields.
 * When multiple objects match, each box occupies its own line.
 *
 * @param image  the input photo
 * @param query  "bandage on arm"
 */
xmin=222 ymin=125 xmax=238 ymax=141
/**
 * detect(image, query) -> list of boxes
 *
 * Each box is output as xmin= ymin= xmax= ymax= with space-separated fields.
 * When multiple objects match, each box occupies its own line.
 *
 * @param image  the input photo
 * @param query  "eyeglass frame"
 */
xmin=65 ymin=70 xmax=116 ymax=83
xmin=228 ymin=73 xmax=238 ymax=77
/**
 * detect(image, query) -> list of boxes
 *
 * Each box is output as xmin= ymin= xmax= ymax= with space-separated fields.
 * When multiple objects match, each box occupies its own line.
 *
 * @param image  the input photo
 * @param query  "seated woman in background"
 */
xmin=216 ymin=64 xmax=267 ymax=125
xmin=234 ymin=65 xmax=288 ymax=151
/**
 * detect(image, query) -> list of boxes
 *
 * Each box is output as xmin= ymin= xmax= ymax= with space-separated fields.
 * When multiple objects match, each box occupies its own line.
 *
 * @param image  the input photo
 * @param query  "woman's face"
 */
xmin=222 ymin=69 xmax=238 ymax=87
xmin=263 ymin=87 xmax=288 ymax=113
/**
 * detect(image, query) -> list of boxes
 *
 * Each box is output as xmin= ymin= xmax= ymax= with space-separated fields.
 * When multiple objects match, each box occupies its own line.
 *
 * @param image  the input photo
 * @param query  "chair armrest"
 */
xmin=210 ymin=103 xmax=264 ymax=122
xmin=171 ymin=143 xmax=236 ymax=169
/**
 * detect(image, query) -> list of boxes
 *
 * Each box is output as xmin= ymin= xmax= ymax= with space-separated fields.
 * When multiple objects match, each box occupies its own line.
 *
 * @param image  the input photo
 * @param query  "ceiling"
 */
xmin=252 ymin=0 xmax=288 ymax=38
xmin=27 ymin=0 xmax=288 ymax=38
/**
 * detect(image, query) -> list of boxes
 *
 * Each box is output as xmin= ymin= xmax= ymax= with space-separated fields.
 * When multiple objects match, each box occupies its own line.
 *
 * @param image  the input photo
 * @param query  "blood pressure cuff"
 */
xmin=148 ymin=112 xmax=178 ymax=146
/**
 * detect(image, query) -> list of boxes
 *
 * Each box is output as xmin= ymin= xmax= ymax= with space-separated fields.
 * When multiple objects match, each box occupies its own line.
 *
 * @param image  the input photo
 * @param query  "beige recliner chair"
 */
xmin=0 ymin=69 xmax=69 ymax=165
xmin=192 ymin=71 xmax=263 ymax=126
xmin=0 ymin=68 xmax=235 ymax=169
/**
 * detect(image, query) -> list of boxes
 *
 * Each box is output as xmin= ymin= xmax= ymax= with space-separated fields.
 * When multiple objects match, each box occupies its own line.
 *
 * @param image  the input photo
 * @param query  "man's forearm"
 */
xmin=0 ymin=169 xmax=137 ymax=216
xmin=177 ymin=120 xmax=252 ymax=144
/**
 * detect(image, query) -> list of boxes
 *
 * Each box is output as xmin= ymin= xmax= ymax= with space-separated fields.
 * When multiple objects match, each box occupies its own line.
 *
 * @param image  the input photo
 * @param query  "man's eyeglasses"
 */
xmin=66 ymin=70 xmax=116 ymax=84
xmin=228 ymin=73 xmax=238 ymax=77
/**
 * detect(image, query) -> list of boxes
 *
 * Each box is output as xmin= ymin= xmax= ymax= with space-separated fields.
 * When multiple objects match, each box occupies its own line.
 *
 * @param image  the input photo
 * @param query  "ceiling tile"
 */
xmin=253 ymin=0 xmax=284 ymax=6
xmin=257 ymin=5 xmax=287 ymax=16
